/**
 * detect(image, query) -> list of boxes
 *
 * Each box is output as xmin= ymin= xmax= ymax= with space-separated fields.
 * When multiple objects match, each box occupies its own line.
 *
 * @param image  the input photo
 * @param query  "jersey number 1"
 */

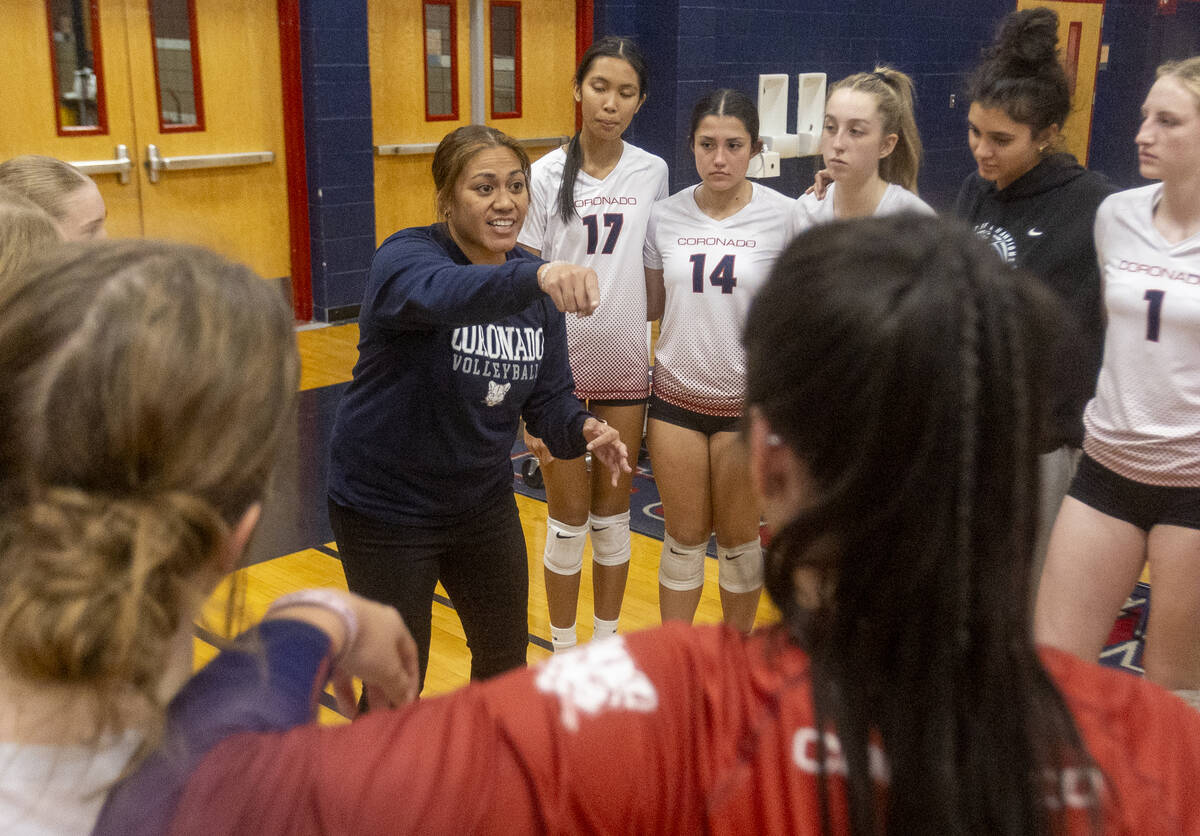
xmin=582 ymin=213 xmax=623 ymax=255
xmin=1144 ymin=289 xmax=1164 ymax=342
xmin=689 ymin=254 xmax=737 ymax=294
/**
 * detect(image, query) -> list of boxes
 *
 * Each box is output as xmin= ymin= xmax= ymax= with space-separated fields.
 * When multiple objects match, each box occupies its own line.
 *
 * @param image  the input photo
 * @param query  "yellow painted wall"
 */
xmin=1016 ymin=0 xmax=1105 ymax=164
xmin=484 ymin=0 xmax=577 ymax=137
xmin=370 ymin=0 xmax=576 ymax=242
xmin=128 ymin=0 xmax=291 ymax=278
xmin=0 ymin=0 xmax=290 ymax=277
xmin=0 ymin=1 xmax=143 ymax=238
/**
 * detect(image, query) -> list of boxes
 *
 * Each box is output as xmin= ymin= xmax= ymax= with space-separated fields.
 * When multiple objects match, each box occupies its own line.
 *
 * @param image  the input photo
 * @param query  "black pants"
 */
xmin=328 ymin=493 xmax=529 ymax=692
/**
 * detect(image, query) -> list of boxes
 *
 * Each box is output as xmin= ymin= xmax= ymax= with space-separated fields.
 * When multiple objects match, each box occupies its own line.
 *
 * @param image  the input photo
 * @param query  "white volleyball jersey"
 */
xmin=519 ymin=142 xmax=669 ymax=400
xmin=1083 ymin=184 xmax=1200 ymax=486
xmin=644 ymin=183 xmax=799 ymax=416
xmin=793 ymin=182 xmax=935 ymax=231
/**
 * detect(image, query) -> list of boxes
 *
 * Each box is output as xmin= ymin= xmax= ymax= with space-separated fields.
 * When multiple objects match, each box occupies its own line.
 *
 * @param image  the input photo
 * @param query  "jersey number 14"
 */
xmin=689 ymin=254 xmax=737 ymax=294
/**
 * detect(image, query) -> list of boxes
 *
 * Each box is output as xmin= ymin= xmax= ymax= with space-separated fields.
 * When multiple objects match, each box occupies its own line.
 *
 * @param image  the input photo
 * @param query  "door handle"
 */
xmin=145 ymin=144 xmax=275 ymax=183
xmin=70 ymin=145 xmax=133 ymax=185
xmin=375 ymin=135 xmax=569 ymax=156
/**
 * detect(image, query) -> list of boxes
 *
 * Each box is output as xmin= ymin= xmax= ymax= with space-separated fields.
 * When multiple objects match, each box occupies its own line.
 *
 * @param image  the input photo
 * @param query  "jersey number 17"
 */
xmin=582 ymin=213 xmax=623 ymax=255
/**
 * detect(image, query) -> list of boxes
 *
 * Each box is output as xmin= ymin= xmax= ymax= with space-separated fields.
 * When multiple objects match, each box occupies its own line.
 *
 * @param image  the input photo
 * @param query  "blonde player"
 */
xmin=644 ymin=88 xmax=798 ymax=632
xmin=0 ymin=154 xmax=107 ymax=241
xmin=795 ymin=66 xmax=932 ymax=225
xmin=519 ymin=37 xmax=668 ymax=652
xmin=1036 ymin=56 xmax=1200 ymax=695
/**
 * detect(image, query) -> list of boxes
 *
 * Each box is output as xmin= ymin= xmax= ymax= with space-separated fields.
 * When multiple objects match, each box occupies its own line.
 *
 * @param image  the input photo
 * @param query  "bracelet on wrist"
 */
xmin=266 ymin=589 xmax=359 ymax=666
xmin=537 ymin=260 xmax=565 ymax=288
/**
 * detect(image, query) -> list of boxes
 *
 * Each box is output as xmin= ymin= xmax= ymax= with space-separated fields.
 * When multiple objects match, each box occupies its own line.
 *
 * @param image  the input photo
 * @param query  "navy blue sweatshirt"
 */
xmin=955 ymin=153 xmax=1118 ymax=449
xmin=328 ymin=223 xmax=588 ymax=525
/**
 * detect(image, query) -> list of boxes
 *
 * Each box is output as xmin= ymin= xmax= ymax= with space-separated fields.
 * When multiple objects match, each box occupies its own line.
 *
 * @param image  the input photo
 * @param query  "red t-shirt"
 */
xmin=171 ymin=623 xmax=1200 ymax=834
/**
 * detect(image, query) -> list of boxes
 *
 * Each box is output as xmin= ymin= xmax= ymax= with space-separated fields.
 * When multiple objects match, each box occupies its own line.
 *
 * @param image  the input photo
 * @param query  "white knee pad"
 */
xmin=658 ymin=533 xmax=707 ymax=592
xmin=543 ymin=518 xmax=588 ymax=575
xmin=717 ymin=539 xmax=764 ymax=594
xmin=589 ymin=511 xmax=631 ymax=567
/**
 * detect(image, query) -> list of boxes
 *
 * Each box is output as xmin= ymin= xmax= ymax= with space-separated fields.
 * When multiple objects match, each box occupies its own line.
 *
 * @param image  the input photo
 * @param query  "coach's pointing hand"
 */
xmin=537 ymin=261 xmax=600 ymax=316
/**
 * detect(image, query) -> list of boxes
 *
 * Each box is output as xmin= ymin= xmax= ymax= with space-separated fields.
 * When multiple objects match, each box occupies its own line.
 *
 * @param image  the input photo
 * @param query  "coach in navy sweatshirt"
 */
xmin=328 ymin=126 xmax=629 ymax=694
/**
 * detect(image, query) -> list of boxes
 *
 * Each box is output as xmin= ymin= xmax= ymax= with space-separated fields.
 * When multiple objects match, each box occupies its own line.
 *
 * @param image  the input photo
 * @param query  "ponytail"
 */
xmin=556 ymin=132 xmax=585 ymax=224
xmin=0 ymin=488 xmax=226 ymax=687
xmin=0 ymin=488 xmax=227 ymax=752
xmin=874 ymin=68 xmax=922 ymax=193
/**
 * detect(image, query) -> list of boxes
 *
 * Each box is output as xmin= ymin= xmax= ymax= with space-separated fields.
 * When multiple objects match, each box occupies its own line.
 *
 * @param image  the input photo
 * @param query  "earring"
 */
xmin=766 ymin=433 xmax=784 ymax=447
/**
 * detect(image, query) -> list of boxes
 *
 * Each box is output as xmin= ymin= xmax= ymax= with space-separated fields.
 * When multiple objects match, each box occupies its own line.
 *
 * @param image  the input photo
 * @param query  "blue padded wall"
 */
xmin=593 ymin=0 xmax=1198 ymax=209
xmin=595 ymin=1 xmax=1200 ymax=209
xmin=1090 ymin=0 xmax=1200 ymax=188
xmin=592 ymin=0 xmax=1017 ymax=211
xmin=300 ymin=0 xmax=376 ymax=321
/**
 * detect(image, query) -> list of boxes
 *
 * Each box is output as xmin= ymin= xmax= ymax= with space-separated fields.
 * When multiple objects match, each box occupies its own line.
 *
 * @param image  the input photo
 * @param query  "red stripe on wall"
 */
xmin=575 ymin=0 xmax=593 ymax=133
xmin=1065 ymin=20 xmax=1082 ymax=95
xmin=277 ymin=0 xmax=313 ymax=321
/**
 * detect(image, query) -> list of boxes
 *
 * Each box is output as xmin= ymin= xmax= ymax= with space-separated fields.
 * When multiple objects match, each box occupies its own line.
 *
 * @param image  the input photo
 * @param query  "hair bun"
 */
xmin=0 ymin=487 xmax=225 ymax=683
xmin=991 ymin=7 xmax=1060 ymax=74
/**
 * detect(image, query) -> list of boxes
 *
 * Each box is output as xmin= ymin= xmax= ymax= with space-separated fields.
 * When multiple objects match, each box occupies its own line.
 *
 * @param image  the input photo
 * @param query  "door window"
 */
xmin=423 ymin=1 xmax=458 ymax=120
xmin=149 ymin=0 xmax=205 ymax=131
xmin=45 ymin=0 xmax=108 ymax=134
xmin=490 ymin=2 xmax=520 ymax=118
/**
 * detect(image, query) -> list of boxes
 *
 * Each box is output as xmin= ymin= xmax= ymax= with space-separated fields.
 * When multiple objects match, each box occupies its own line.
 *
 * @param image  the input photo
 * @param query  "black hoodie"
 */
xmin=955 ymin=153 xmax=1118 ymax=449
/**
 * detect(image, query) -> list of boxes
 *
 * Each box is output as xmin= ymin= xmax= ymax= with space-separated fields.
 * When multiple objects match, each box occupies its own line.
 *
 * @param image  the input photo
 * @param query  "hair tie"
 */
xmin=872 ymin=70 xmax=891 ymax=85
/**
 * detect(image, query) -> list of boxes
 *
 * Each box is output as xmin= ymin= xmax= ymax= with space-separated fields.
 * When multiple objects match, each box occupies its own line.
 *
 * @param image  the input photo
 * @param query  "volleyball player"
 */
xmin=0 ymin=154 xmax=107 ymax=241
xmin=1036 ymin=56 xmax=1200 ymax=695
xmin=794 ymin=66 xmax=932 ymax=225
xmin=643 ymin=89 xmax=798 ymax=632
xmin=519 ymin=37 xmax=669 ymax=652
xmin=0 ymin=240 xmax=419 ymax=832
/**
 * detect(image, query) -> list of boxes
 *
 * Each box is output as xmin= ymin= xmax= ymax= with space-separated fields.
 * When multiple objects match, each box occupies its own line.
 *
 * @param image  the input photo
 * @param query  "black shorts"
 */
xmin=1068 ymin=453 xmax=1200 ymax=531
xmin=585 ymin=396 xmax=649 ymax=408
xmin=647 ymin=394 xmax=740 ymax=437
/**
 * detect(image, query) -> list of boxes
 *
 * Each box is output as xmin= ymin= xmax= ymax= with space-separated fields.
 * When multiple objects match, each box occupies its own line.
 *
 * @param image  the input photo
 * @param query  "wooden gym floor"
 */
xmin=193 ymin=323 xmax=777 ymax=722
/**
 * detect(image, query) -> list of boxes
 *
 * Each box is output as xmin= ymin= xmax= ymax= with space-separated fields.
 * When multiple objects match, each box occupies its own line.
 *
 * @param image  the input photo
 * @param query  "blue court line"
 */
xmin=312 ymin=543 xmax=554 ymax=653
